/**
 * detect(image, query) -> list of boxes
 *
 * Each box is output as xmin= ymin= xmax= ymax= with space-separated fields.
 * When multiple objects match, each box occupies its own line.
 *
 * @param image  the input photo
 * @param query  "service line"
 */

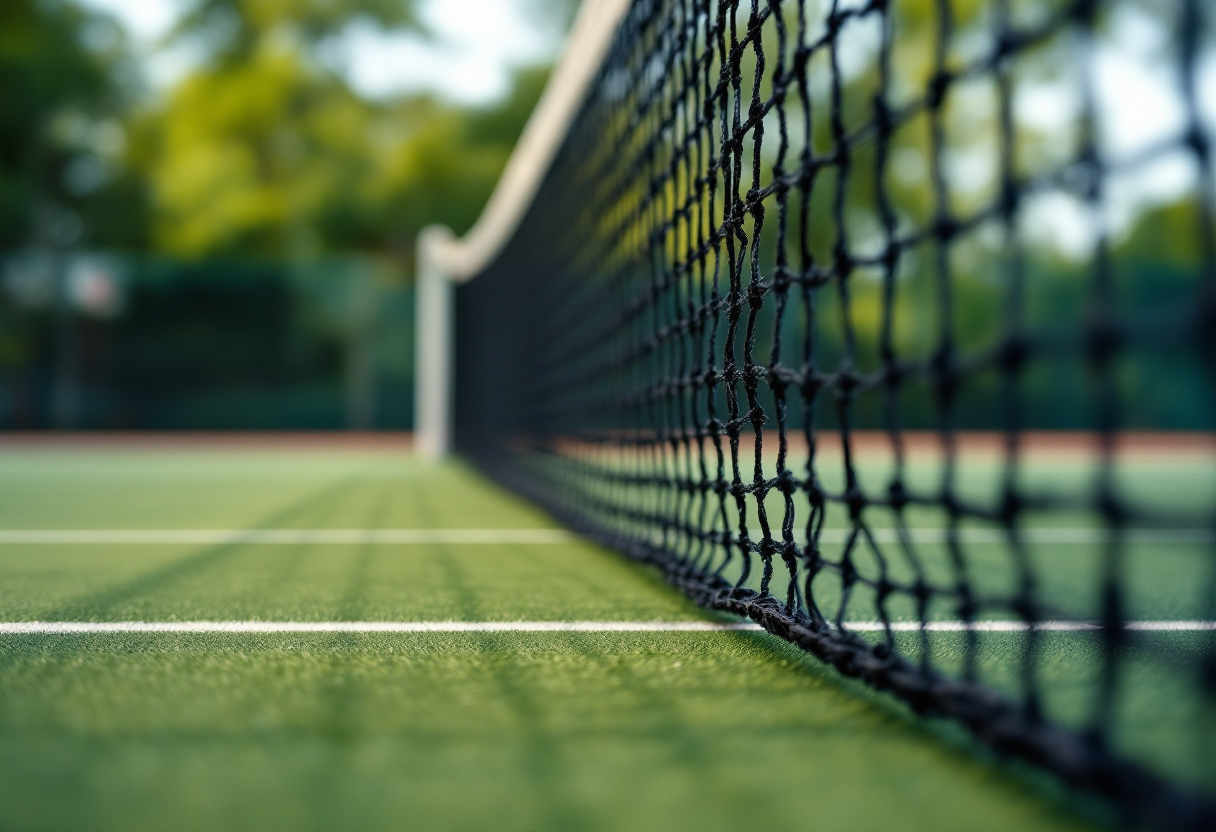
xmin=1 ymin=620 xmax=1213 ymax=634
xmin=0 ymin=528 xmax=1211 ymax=545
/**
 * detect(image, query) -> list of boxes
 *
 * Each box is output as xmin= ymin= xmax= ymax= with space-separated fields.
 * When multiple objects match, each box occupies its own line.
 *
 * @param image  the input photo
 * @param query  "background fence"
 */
xmin=0 ymin=252 xmax=413 ymax=430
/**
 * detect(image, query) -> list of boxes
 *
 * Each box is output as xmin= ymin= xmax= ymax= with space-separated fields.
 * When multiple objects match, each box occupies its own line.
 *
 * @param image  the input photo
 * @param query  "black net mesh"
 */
xmin=454 ymin=0 xmax=1216 ymax=825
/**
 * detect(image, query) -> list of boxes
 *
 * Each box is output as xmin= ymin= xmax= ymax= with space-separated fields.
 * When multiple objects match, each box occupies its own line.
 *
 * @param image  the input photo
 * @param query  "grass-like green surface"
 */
xmin=0 ymin=442 xmax=1190 ymax=830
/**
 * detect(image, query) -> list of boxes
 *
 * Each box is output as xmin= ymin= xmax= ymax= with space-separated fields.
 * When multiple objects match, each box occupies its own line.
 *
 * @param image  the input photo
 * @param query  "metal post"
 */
xmin=415 ymin=225 xmax=456 ymax=459
xmin=409 ymin=0 xmax=631 ymax=459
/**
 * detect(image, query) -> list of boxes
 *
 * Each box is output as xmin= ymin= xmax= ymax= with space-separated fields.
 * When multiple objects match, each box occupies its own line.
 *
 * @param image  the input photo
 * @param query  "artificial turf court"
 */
xmin=0 ymin=437 xmax=1210 ymax=830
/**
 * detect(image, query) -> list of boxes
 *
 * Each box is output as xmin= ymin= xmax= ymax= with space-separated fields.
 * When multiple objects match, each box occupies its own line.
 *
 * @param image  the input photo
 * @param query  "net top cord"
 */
xmin=426 ymin=0 xmax=1216 ymax=827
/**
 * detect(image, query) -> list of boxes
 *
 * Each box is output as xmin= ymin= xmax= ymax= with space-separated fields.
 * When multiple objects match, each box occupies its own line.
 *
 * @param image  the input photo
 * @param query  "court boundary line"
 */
xmin=1 ymin=620 xmax=1213 ymax=634
xmin=0 ymin=529 xmax=578 ymax=544
xmin=0 ymin=528 xmax=1212 ymax=545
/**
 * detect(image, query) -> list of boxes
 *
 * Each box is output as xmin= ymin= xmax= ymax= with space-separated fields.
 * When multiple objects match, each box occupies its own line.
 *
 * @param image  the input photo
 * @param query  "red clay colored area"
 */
xmin=788 ymin=431 xmax=1216 ymax=461
xmin=0 ymin=432 xmax=413 ymax=452
xmin=0 ymin=431 xmax=1211 ymax=461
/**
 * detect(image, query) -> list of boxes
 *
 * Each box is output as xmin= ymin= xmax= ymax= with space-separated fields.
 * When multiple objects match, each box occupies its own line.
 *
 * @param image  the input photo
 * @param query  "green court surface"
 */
xmin=2 ymin=441 xmax=1202 ymax=830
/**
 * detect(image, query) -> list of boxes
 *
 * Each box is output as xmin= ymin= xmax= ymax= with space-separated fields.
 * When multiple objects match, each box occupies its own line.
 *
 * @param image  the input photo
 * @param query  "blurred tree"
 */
xmin=374 ymin=67 xmax=550 ymax=250
xmin=519 ymin=0 xmax=581 ymax=32
xmin=134 ymin=0 xmax=549 ymax=261
xmin=0 ymin=0 xmax=149 ymax=251
xmin=173 ymin=0 xmax=421 ymax=64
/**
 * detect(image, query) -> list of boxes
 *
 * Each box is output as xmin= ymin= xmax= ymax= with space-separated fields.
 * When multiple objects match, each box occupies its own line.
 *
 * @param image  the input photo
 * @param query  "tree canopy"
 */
xmin=0 ymin=0 xmax=549 ymax=262
xmin=0 ymin=0 xmax=148 ymax=251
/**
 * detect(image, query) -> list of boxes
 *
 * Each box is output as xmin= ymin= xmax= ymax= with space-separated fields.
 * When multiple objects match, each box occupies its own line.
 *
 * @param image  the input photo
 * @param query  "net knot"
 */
xmin=1071 ymin=0 xmax=1098 ymax=25
xmin=998 ymin=334 xmax=1029 ymax=373
xmin=999 ymin=489 xmax=1023 ymax=525
xmin=845 ymin=488 xmax=867 ymax=521
xmin=749 ymin=97 xmax=765 ymax=125
xmin=887 ymin=480 xmax=908 ymax=509
xmin=1097 ymin=492 xmax=1127 ymax=526
xmin=800 ymin=369 xmax=824 ymax=399
xmin=1068 ymin=150 xmax=1104 ymax=200
xmin=1099 ymin=586 xmax=1128 ymax=649
xmin=833 ymin=246 xmax=854 ymax=279
xmin=747 ymin=195 xmax=765 ymax=222
xmin=994 ymin=31 xmax=1021 ymax=60
xmin=934 ymin=214 xmax=959 ymax=243
xmin=999 ymin=178 xmax=1020 ymax=217
xmin=747 ymin=278 xmax=767 ymax=307
xmin=768 ymin=365 xmax=791 ymax=393
xmin=839 ymin=557 xmax=857 ymax=588
xmin=882 ymin=242 xmax=901 ymax=271
xmin=776 ymin=469 xmax=797 ymax=495
xmin=873 ymin=97 xmax=892 ymax=134
xmin=939 ymin=491 xmax=962 ymax=519
xmin=835 ymin=367 xmax=862 ymax=397
xmin=793 ymin=44 xmax=812 ymax=74
xmin=1085 ymin=314 xmax=1122 ymax=366
xmin=802 ymin=147 xmax=825 ymax=181
xmin=824 ymin=10 xmax=845 ymax=37
xmin=1185 ymin=126 xmax=1210 ymax=163
xmin=927 ymin=71 xmax=952 ymax=109
xmin=882 ymin=359 xmax=904 ymax=390
xmin=1012 ymin=596 xmax=1038 ymax=625
xmin=931 ymin=347 xmax=959 ymax=402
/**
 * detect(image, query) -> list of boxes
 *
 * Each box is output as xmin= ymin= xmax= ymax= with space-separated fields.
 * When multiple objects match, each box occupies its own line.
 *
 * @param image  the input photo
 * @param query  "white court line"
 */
xmin=0 ymin=621 xmax=762 ymax=634
xmin=0 ymin=620 xmax=1212 ymax=634
xmin=0 ymin=529 xmax=577 ymax=545
xmin=847 ymin=620 xmax=1216 ymax=632
xmin=0 ymin=528 xmax=1210 ymax=545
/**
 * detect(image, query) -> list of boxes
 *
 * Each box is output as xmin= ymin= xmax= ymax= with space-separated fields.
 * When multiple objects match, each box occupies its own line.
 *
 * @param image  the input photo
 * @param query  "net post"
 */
xmin=415 ymin=225 xmax=457 ymax=460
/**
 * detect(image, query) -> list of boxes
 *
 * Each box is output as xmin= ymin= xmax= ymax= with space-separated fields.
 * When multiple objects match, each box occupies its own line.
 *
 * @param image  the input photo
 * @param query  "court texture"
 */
xmin=0 ymin=434 xmax=1211 ymax=830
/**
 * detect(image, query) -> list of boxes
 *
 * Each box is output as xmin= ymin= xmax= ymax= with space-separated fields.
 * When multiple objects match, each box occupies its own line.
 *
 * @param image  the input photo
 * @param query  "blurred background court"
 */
xmin=3 ymin=0 xmax=1211 ymax=434
xmin=2 ymin=0 xmax=577 ymax=430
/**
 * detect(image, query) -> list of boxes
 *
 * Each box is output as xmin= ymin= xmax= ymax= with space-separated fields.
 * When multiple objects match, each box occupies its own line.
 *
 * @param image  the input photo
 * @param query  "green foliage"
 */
xmin=173 ymin=0 xmax=421 ymax=64
xmin=129 ymin=1 xmax=547 ymax=260
xmin=0 ymin=0 xmax=149 ymax=250
xmin=136 ymin=46 xmax=374 ymax=256
xmin=134 ymin=65 xmax=545 ymax=258
xmin=0 ymin=0 xmax=547 ymax=261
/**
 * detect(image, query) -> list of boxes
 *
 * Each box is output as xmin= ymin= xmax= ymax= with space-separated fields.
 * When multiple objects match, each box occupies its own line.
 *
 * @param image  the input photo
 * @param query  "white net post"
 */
xmin=411 ymin=0 xmax=631 ymax=460
xmin=414 ymin=225 xmax=456 ymax=459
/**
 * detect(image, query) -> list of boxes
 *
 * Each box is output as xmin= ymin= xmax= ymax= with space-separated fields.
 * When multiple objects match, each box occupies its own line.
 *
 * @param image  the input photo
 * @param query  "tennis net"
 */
xmin=448 ymin=0 xmax=1215 ymax=826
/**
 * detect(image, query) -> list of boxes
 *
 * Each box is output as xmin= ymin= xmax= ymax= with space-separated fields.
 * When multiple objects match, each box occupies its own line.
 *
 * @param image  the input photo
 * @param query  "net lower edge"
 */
xmin=469 ymin=454 xmax=1216 ymax=832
